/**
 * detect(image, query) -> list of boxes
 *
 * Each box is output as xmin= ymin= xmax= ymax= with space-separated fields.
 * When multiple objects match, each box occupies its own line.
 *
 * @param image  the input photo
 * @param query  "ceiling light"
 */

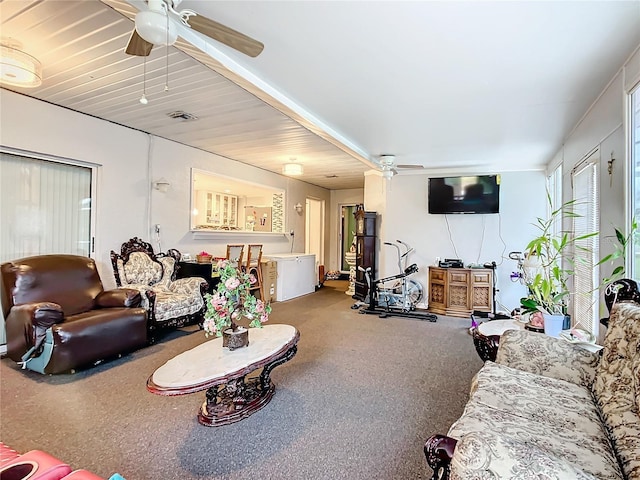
xmin=0 ymin=43 xmax=42 ymax=88
xmin=282 ymin=163 xmax=304 ymax=176
xmin=135 ymin=10 xmax=178 ymax=46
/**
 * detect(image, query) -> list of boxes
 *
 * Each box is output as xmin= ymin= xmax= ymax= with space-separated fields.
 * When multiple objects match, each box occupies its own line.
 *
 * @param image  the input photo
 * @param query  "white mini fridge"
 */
xmin=266 ymin=253 xmax=316 ymax=301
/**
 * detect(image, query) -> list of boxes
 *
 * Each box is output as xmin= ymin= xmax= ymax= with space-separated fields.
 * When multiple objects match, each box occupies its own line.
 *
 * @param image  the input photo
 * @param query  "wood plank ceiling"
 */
xmin=0 ymin=0 xmax=372 ymax=190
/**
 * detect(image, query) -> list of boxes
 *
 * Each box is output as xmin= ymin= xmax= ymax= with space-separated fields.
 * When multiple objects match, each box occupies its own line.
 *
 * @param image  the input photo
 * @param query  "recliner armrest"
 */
xmin=5 ymin=302 xmax=63 ymax=363
xmin=96 ymin=288 xmax=143 ymax=308
xmin=495 ymin=329 xmax=600 ymax=387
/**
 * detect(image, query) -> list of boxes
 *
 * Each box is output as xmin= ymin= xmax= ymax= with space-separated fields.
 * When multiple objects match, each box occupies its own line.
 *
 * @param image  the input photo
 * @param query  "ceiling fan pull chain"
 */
xmin=140 ymin=55 xmax=148 ymax=105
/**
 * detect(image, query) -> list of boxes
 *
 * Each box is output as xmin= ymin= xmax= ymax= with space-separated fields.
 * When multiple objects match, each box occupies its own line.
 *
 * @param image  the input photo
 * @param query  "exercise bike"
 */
xmin=355 ymin=240 xmax=437 ymax=321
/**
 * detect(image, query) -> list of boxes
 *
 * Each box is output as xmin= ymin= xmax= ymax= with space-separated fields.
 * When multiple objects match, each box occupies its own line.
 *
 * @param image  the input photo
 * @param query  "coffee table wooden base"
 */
xmin=198 ymin=378 xmax=276 ymax=426
xmin=198 ymin=344 xmax=297 ymax=426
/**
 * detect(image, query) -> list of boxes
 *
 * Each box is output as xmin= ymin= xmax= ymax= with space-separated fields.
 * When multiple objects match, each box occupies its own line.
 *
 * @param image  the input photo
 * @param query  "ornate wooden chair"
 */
xmin=110 ymin=237 xmax=208 ymax=341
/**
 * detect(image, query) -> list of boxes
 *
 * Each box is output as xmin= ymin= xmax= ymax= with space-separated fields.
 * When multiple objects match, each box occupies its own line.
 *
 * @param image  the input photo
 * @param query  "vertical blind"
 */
xmin=571 ymin=155 xmax=599 ymax=335
xmin=0 ymin=152 xmax=92 ymax=263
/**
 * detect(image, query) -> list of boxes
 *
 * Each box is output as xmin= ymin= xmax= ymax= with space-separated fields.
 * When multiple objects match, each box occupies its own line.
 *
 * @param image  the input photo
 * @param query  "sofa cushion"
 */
xmin=153 ymin=291 xmax=203 ymax=322
xmin=448 ymin=362 xmax=623 ymax=479
xmin=122 ymin=252 xmax=162 ymax=286
xmin=495 ymin=329 xmax=600 ymax=387
xmin=450 ymin=431 xmax=602 ymax=480
xmin=593 ymin=301 xmax=640 ymax=479
xmin=155 ymin=256 xmax=176 ymax=289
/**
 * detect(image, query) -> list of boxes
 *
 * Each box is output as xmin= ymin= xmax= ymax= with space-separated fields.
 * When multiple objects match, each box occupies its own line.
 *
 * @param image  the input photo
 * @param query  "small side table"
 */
xmin=472 ymin=319 xmax=524 ymax=362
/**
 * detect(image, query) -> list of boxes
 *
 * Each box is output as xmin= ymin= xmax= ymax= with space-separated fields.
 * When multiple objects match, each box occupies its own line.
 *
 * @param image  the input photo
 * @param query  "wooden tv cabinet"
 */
xmin=428 ymin=266 xmax=493 ymax=318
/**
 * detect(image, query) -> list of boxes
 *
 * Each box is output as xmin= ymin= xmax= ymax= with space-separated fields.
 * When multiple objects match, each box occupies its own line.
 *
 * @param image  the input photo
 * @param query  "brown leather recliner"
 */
xmin=1 ymin=254 xmax=148 ymax=374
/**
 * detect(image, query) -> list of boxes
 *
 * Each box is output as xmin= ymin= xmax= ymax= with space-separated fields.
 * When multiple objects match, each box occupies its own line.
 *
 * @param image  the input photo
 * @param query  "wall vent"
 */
xmin=166 ymin=111 xmax=198 ymax=121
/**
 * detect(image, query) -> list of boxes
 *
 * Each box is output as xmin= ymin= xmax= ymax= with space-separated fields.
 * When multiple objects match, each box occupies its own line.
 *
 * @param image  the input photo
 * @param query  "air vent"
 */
xmin=166 ymin=111 xmax=198 ymax=121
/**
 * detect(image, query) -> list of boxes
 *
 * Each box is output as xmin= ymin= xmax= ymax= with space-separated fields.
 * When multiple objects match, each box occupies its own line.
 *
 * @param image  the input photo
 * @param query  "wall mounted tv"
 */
xmin=428 ymin=174 xmax=500 ymax=214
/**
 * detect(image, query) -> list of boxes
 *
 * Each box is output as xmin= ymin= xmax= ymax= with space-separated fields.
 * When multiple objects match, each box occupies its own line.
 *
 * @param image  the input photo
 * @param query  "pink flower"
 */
xmin=225 ymin=277 xmax=240 ymax=290
xmin=255 ymin=300 xmax=265 ymax=313
xmin=249 ymin=274 xmax=257 ymax=284
xmin=211 ymin=293 xmax=226 ymax=310
xmin=260 ymin=313 xmax=269 ymax=323
xmin=216 ymin=259 xmax=229 ymax=269
xmin=203 ymin=318 xmax=217 ymax=334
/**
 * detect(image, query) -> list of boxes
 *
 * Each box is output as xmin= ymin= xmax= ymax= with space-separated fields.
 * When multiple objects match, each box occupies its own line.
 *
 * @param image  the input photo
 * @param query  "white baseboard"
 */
xmin=0 ymin=344 xmax=6 ymax=356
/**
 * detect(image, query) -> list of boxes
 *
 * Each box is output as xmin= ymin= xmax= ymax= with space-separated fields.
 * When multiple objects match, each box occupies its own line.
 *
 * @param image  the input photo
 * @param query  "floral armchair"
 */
xmin=110 ymin=237 xmax=208 ymax=342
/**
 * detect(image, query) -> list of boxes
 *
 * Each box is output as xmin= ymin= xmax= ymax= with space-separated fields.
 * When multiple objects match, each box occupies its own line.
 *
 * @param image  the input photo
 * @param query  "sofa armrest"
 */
xmin=424 ymin=434 xmax=457 ymax=480
xmin=495 ymin=329 xmax=600 ymax=387
xmin=5 ymin=302 xmax=63 ymax=363
xmin=96 ymin=288 xmax=142 ymax=308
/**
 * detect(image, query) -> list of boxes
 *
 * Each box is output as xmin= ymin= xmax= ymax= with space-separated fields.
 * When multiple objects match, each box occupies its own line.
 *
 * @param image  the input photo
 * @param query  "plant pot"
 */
xmin=222 ymin=327 xmax=249 ymax=350
xmin=543 ymin=313 xmax=565 ymax=338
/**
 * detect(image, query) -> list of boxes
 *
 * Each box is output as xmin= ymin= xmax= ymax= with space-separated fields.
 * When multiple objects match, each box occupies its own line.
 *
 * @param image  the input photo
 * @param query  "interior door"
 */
xmin=340 ymin=205 xmax=358 ymax=272
xmin=305 ymin=198 xmax=324 ymax=284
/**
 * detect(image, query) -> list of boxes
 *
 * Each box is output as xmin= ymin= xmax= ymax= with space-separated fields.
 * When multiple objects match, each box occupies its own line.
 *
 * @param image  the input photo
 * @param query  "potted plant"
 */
xmin=203 ymin=259 xmax=271 ymax=350
xmin=520 ymin=195 xmax=598 ymax=336
xmin=599 ymin=218 xmax=637 ymax=283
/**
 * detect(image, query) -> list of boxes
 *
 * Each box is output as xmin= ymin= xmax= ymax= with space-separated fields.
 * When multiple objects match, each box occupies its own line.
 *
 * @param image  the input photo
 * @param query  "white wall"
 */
xmin=0 ymin=90 xmax=331 ymax=291
xmin=365 ymin=171 xmax=547 ymax=312
xmin=550 ymin=44 xmax=640 ymax=319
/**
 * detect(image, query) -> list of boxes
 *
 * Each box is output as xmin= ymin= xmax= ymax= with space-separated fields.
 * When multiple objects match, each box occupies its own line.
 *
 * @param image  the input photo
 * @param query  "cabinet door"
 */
xmin=446 ymin=269 xmax=471 ymax=314
xmin=471 ymin=270 xmax=493 ymax=311
xmin=428 ymin=267 xmax=447 ymax=313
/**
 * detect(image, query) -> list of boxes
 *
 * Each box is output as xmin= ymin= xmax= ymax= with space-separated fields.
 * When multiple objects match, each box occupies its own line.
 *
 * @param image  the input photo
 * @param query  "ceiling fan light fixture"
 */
xmin=282 ymin=163 xmax=303 ymax=176
xmin=0 ymin=43 xmax=42 ymax=88
xmin=135 ymin=10 xmax=178 ymax=46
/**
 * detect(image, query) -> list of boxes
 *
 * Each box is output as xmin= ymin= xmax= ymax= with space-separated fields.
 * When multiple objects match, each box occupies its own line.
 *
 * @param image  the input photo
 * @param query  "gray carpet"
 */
xmin=0 ymin=280 xmax=483 ymax=479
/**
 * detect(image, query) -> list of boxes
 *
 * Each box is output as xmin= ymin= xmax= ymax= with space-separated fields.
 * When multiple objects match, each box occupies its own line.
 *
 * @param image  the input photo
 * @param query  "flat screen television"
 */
xmin=428 ymin=174 xmax=500 ymax=214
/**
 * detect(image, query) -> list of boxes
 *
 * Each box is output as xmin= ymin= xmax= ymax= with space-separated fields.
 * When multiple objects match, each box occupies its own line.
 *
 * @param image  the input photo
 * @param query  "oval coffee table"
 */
xmin=147 ymin=324 xmax=299 ymax=426
xmin=472 ymin=319 xmax=523 ymax=362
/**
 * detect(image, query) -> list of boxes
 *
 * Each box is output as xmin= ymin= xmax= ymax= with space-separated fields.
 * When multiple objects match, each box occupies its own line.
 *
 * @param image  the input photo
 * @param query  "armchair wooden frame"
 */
xmin=110 ymin=237 xmax=207 ymax=342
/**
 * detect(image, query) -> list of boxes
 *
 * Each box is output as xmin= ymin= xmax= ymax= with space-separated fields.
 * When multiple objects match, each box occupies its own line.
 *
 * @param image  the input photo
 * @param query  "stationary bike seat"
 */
xmin=404 ymin=264 xmax=418 ymax=275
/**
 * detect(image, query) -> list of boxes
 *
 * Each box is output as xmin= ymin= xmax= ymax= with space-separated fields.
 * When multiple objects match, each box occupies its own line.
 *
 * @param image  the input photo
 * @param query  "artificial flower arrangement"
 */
xmin=203 ymin=259 xmax=271 ymax=340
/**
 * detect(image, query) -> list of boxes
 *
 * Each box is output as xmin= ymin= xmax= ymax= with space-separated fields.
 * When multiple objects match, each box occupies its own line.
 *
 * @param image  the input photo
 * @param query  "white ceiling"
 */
xmin=1 ymin=0 xmax=639 ymax=190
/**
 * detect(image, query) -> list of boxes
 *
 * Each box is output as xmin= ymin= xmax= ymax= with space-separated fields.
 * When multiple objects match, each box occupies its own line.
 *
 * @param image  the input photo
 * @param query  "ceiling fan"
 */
xmin=124 ymin=0 xmax=264 ymax=58
xmin=378 ymin=154 xmax=424 ymax=178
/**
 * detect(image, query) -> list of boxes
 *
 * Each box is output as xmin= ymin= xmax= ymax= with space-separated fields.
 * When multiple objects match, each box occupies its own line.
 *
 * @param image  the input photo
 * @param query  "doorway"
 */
xmin=340 ymin=205 xmax=358 ymax=272
xmin=305 ymin=197 xmax=325 ymax=283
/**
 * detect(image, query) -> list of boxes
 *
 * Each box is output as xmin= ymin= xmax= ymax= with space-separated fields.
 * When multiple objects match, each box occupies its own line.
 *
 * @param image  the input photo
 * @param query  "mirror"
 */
xmin=190 ymin=169 xmax=285 ymax=233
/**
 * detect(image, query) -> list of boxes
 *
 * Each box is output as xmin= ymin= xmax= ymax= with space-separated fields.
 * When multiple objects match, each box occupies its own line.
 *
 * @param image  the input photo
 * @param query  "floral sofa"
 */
xmin=425 ymin=299 xmax=640 ymax=479
xmin=110 ymin=237 xmax=208 ymax=342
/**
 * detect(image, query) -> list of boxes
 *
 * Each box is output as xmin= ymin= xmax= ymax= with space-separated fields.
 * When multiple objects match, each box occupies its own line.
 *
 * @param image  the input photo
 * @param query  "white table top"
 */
xmin=477 ymin=319 xmax=524 ymax=337
xmin=151 ymin=324 xmax=298 ymax=390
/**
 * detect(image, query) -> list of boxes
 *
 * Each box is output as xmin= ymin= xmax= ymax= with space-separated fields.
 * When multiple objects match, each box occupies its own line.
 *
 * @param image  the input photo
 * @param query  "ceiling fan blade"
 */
xmin=125 ymin=29 xmax=154 ymax=56
xmin=396 ymin=164 xmax=425 ymax=169
xmin=186 ymin=14 xmax=264 ymax=57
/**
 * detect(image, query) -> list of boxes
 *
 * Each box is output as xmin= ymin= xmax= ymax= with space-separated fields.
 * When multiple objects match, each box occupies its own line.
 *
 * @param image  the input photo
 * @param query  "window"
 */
xmin=0 ymin=150 xmax=95 ymax=262
xmin=571 ymin=153 xmax=599 ymax=336
xmin=630 ymin=84 xmax=640 ymax=280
